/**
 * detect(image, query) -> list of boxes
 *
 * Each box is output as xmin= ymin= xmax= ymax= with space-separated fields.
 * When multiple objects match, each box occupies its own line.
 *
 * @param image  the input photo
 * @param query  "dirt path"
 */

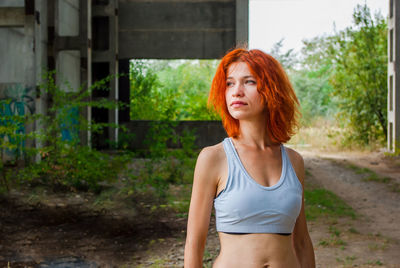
xmin=303 ymin=151 xmax=400 ymax=243
xmin=301 ymin=151 xmax=400 ymax=267
xmin=1 ymin=150 xmax=400 ymax=267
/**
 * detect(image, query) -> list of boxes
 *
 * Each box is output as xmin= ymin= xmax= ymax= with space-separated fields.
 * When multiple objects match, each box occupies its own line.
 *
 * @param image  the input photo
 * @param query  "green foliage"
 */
xmin=1 ymin=71 xmax=128 ymax=192
xmin=129 ymin=59 xmax=202 ymax=197
xmin=285 ymin=4 xmax=388 ymax=146
xmin=130 ymin=59 xmax=219 ymax=121
xmin=291 ymin=67 xmax=337 ymax=125
xmin=290 ymin=35 xmax=339 ymax=125
xmin=329 ymin=4 xmax=387 ymax=145
xmin=269 ymin=38 xmax=298 ymax=71
xmin=129 ymin=153 xmax=196 ymax=203
xmin=268 ymin=38 xmax=338 ymax=126
xmin=16 ymin=146 xmax=130 ymax=192
xmin=0 ymin=100 xmax=29 ymax=159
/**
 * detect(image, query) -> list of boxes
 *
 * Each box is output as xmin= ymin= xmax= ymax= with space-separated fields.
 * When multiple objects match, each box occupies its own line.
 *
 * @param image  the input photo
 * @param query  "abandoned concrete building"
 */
xmin=0 ymin=0 xmax=398 ymax=155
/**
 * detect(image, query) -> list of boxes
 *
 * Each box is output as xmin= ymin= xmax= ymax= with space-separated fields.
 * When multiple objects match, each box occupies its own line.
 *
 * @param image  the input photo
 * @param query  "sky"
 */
xmin=249 ymin=0 xmax=389 ymax=53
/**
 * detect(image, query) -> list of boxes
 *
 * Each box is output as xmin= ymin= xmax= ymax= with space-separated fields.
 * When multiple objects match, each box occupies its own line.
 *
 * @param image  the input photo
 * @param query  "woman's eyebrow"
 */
xmin=226 ymin=75 xmax=255 ymax=79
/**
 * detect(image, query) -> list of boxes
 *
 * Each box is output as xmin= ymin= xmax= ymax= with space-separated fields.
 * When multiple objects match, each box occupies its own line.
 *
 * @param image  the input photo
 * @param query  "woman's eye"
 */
xmin=226 ymin=81 xmax=234 ymax=87
xmin=246 ymin=80 xmax=256 ymax=85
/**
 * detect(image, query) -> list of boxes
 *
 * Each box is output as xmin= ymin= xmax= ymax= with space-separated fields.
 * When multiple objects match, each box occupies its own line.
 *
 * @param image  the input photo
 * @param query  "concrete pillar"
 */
xmin=118 ymin=59 xmax=130 ymax=123
xmin=34 ymin=0 xmax=49 ymax=161
xmin=108 ymin=0 xmax=119 ymax=146
xmin=55 ymin=0 xmax=81 ymax=142
xmin=388 ymin=0 xmax=400 ymax=152
xmin=55 ymin=0 xmax=80 ymax=91
xmin=236 ymin=0 xmax=249 ymax=47
xmin=90 ymin=0 xmax=119 ymax=148
xmin=0 ymin=1 xmax=36 ymax=160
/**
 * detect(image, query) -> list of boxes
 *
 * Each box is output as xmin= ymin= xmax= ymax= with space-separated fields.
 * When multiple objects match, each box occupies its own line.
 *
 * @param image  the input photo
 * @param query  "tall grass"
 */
xmin=289 ymin=118 xmax=384 ymax=152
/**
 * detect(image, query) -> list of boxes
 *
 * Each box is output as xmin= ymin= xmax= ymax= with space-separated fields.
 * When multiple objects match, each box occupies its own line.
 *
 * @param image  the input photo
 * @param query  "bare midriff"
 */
xmin=213 ymin=232 xmax=300 ymax=268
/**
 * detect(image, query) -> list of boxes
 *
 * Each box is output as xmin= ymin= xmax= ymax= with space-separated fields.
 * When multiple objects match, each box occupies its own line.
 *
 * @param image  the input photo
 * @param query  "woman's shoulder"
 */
xmin=283 ymin=145 xmax=305 ymax=183
xmin=193 ymin=141 xmax=227 ymax=184
xmin=197 ymin=141 xmax=226 ymax=165
xmin=284 ymin=146 xmax=304 ymax=165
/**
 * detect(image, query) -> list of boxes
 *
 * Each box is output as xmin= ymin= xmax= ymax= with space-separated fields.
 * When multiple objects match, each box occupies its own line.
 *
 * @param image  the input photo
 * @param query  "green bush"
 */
xmin=15 ymin=146 xmax=130 ymax=192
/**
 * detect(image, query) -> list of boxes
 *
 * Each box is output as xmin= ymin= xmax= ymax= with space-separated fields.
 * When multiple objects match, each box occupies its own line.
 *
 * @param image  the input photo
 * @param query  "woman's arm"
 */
xmin=293 ymin=194 xmax=316 ymax=267
xmin=184 ymin=146 xmax=222 ymax=268
xmin=288 ymin=149 xmax=316 ymax=268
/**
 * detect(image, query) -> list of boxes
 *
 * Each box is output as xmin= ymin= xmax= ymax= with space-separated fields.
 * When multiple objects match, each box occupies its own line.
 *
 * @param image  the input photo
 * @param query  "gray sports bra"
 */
xmin=214 ymin=138 xmax=303 ymax=234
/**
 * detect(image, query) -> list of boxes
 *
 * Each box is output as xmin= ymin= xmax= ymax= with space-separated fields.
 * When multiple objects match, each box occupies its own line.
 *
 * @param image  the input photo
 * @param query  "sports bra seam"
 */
xmin=283 ymin=146 xmax=304 ymax=191
xmin=239 ymin=209 xmax=299 ymax=221
xmin=215 ymin=138 xmax=233 ymax=200
xmin=216 ymin=225 xmax=294 ymax=233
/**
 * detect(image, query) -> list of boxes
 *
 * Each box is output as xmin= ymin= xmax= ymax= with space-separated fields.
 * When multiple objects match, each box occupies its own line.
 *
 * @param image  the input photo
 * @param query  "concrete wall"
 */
xmin=0 ymin=28 xmax=27 ymax=83
xmin=56 ymin=50 xmax=81 ymax=92
xmin=122 ymin=121 xmax=227 ymax=149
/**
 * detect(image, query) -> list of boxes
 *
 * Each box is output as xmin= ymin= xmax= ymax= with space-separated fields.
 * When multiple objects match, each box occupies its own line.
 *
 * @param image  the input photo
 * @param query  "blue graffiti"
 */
xmin=60 ymin=106 xmax=79 ymax=143
xmin=0 ymin=83 xmax=35 ymax=157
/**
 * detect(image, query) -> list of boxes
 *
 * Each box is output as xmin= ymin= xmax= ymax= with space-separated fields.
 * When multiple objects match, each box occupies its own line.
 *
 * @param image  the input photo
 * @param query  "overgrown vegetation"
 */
xmin=330 ymin=5 xmax=387 ymax=145
xmin=1 ymin=72 xmax=130 ymax=193
xmin=130 ymin=59 xmax=219 ymax=121
xmin=284 ymin=4 xmax=387 ymax=147
xmin=1 ymin=64 xmax=199 ymax=213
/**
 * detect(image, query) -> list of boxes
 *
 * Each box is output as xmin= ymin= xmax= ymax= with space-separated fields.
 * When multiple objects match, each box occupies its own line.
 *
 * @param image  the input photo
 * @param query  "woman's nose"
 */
xmin=232 ymin=83 xmax=244 ymax=97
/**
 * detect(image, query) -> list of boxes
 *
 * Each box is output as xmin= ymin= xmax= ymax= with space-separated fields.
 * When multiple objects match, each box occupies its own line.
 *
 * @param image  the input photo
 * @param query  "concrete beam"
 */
xmin=93 ymin=4 xmax=115 ymax=16
xmin=119 ymin=29 xmax=235 ymax=59
xmin=92 ymin=50 xmax=114 ymax=62
xmin=118 ymin=0 xmax=240 ymax=59
xmin=0 ymin=7 xmax=25 ymax=27
xmin=0 ymin=0 xmax=24 ymax=7
xmin=119 ymin=0 xmax=235 ymax=30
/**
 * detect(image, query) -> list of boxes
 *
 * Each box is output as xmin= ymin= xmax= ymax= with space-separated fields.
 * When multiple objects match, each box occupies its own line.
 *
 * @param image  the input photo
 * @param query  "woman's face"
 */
xmin=225 ymin=61 xmax=265 ymax=121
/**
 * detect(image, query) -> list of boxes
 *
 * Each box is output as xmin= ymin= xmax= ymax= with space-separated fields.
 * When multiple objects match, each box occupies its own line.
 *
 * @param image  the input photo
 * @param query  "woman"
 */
xmin=184 ymin=48 xmax=315 ymax=268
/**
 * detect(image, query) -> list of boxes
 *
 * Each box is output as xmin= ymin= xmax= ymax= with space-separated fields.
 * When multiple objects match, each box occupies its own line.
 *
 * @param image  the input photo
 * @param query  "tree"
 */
xmin=269 ymin=39 xmax=298 ymax=71
xmin=291 ymin=35 xmax=338 ymax=125
xmin=329 ymin=4 xmax=387 ymax=145
xmin=130 ymin=59 xmax=219 ymax=121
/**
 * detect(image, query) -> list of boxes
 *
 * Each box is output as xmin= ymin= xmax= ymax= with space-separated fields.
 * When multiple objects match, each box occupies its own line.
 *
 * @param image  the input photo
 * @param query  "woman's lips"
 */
xmin=231 ymin=101 xmax=247 ymax=108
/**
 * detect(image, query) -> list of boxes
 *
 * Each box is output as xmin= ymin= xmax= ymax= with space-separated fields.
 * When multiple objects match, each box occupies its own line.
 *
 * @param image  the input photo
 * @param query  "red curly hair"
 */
xmin=208 ymin=48 xmax=300 ymax=143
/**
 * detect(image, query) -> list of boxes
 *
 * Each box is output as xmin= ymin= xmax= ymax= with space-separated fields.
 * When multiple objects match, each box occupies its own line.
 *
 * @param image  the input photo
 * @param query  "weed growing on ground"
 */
xmin=305 ymin=188 xmax=356 ymax=221
xmin=345 ymin=163 xmax=400 ymax=193
xmin=348 ymin=227 xmax=359 ymax=234
xmin=336 ymin=255 xmax=357 ymax=266
xmin=329 ymin=225 xmax=341 ymax=237
xmin=368 ymin=242 xmax=388 ymax=251
xmin=319 ymin=237 xmax=347 ymax=247
xmin=365 ymin=259 xmax=384 ymax=266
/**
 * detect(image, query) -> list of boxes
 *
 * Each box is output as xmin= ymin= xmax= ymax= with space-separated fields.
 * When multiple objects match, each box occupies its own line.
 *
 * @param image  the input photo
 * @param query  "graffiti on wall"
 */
xmin=0 ymin=83 xmax=35 ymax=157
xmin=60 ymin=106 xmax=79 ymax=142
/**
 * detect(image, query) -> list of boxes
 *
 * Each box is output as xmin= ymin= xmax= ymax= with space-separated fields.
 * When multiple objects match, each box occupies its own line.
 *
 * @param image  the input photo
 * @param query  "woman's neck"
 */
xmin=235 ymin=118 xmax=276 ymax=149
